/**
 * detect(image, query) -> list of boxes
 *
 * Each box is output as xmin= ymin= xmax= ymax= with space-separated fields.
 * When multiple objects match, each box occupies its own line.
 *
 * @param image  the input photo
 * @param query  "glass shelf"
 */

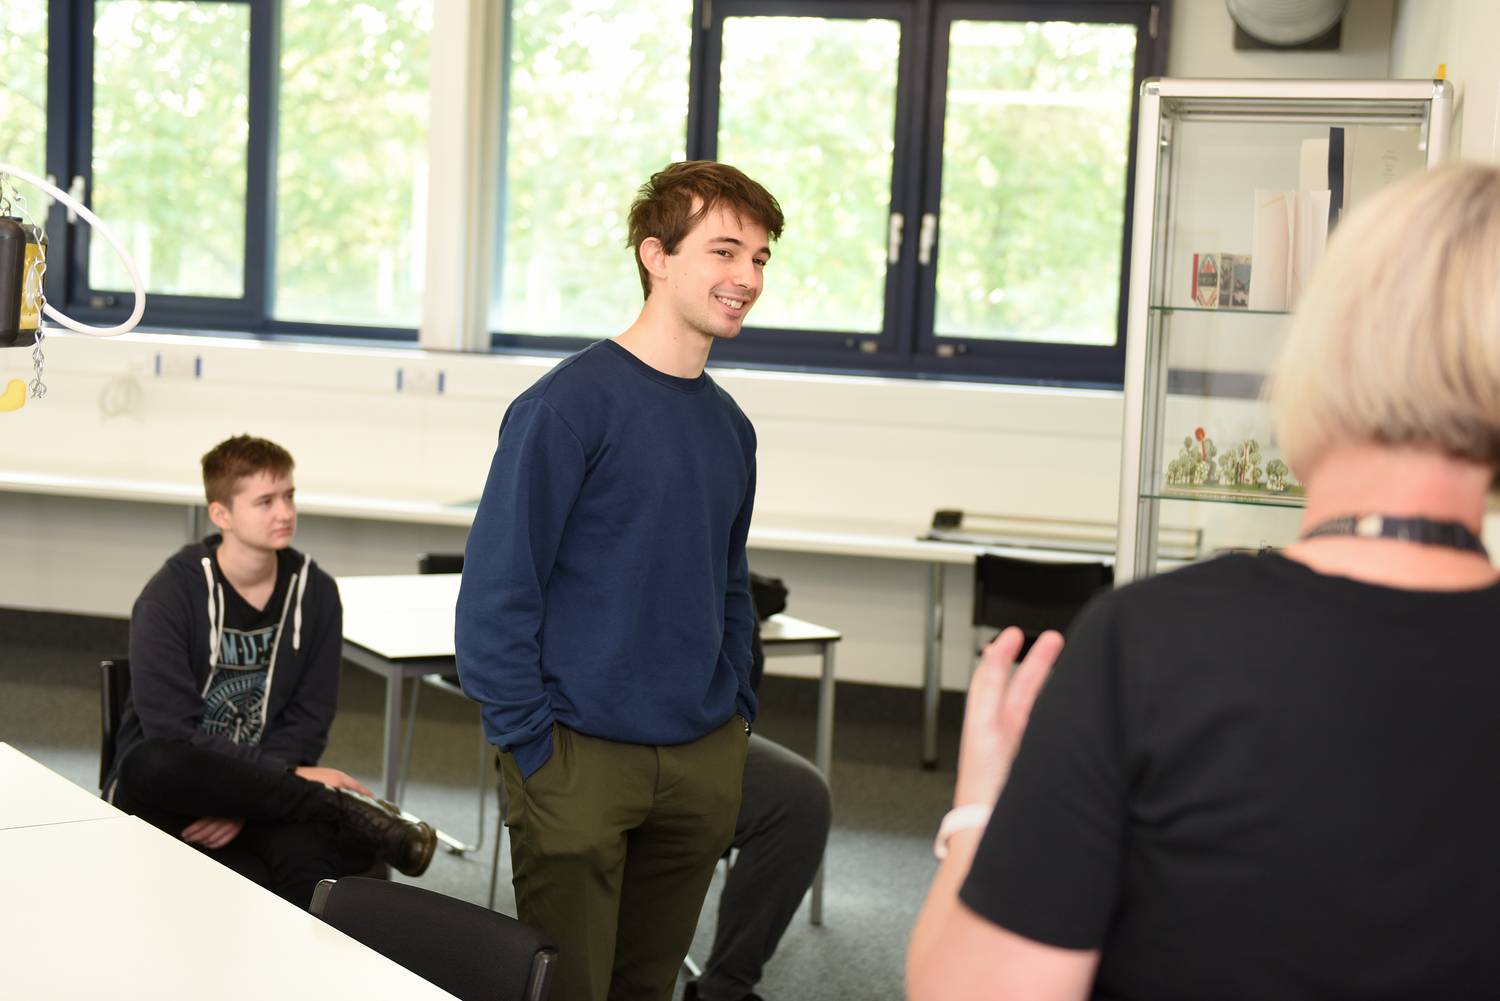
xmin=1149 ymin=305 xmax=1290 ymax=316
xmin=1140 ymin=488 xmax=1306 ymax=510
xmin=1118 ymin=79 xmax=1451 ymax=582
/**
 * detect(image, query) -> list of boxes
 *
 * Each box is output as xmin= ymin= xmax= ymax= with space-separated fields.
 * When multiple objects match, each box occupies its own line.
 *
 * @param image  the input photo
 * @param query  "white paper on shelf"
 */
xmin=1345 ymin=125 xmax=1425 ymax=210
xmin=1298 ymin=138 xmax=1330 ymax=192
xmin=1249 ymin=189 xmax=1290 ymax=312
xmin=1289 ymin=189 xmax=1331 ymax=305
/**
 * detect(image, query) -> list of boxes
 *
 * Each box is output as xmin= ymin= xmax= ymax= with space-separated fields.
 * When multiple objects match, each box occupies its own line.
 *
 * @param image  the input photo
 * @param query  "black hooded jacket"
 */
xmin=105 ymin=535 xmax=343 ymax=797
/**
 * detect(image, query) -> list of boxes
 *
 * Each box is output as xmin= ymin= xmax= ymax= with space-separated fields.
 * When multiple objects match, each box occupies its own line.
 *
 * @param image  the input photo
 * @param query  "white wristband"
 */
xmin=933 ymin=803 xmax=992 ymax=860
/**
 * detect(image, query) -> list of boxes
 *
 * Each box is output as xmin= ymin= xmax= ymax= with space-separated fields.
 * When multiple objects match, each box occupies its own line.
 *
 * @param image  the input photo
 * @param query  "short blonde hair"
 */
xmin=1269 ymin=164 xmax=1500 ymax=480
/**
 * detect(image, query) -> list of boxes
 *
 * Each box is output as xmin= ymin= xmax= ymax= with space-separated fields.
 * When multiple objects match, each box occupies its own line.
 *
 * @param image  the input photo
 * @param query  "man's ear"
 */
xmin=639 ymin=237 xmax=669 ymax=292
xmin=207 ymin=500 xmax=231 ymax=533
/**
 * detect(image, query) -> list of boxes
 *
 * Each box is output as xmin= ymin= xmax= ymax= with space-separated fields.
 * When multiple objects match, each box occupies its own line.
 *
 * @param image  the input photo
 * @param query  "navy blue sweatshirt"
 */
xmin=456 ymin=340 xmax=758 ymax=778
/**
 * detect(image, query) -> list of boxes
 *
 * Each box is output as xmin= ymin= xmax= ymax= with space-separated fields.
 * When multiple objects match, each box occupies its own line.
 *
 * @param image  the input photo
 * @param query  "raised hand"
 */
xmin=953 ymin=626 xmax=1064 ymax=810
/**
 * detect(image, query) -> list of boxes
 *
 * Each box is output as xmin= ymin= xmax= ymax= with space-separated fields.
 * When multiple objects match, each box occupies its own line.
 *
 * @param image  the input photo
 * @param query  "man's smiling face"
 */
xmin=653 ymin=203 xmax=771 ymax=342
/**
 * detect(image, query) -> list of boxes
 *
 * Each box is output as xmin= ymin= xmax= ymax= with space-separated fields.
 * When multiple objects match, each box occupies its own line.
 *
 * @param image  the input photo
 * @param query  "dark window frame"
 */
xmin=32 ymin=0 xmax=1168 ymax=377
xmin=41 ymin=0 xmax=416 ymax=343
xmin=494 ymin=0 xmax=1169 ymax=388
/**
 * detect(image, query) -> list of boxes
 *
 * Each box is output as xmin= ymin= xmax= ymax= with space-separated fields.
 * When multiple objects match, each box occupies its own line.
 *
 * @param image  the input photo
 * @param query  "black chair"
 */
xmin=971 ymin=554 xmax=1113 ymax=655
xmin=311 ymin=876 xmax=557 ymax=1001
xmin=398 ymin=552 xmax=487 ymax=855
xmin=99 ymin=658 xmax=130 ymax=794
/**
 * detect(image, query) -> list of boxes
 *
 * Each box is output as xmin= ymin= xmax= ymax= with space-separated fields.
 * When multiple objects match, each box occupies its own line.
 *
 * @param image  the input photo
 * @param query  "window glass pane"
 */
xmin=91 ymin=1 xmax=249 ymax=297
xmin=935 ymin=20 xmax=1136 ymax=345
xmin=275 ymin=0 xmax=433 ymax=327
xmin=0 ymin=0 xmax=48 ymax=213
xmin=492 ymin=0 xmax=692 ymax=338
xmin=717 ymin=16 xmax=899 ymax=334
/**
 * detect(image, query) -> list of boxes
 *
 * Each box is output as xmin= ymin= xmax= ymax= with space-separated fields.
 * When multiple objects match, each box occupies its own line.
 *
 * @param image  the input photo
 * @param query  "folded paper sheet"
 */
xmin=1249 ymin=189 xmax=1329 ymax=311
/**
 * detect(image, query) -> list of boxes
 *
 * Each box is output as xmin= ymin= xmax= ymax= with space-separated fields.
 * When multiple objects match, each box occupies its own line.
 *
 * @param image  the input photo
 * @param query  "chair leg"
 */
xmin=473 ymin=726 xmax=487 ymax=851
xmin=397 ymin=677 xmax=422 ymax=803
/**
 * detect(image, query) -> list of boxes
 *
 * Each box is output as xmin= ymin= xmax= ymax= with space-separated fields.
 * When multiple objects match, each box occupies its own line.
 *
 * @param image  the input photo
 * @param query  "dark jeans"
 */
xmin=697 ymin=734 xmax=832 ymax=1001
xmin=112 ymin=738 xmax=374 ymax=909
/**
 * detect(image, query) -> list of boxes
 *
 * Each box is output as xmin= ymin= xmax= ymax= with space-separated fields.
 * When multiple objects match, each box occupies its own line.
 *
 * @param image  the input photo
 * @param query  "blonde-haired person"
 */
xmin=907 ymin=163 xmax=1500 ymax=1001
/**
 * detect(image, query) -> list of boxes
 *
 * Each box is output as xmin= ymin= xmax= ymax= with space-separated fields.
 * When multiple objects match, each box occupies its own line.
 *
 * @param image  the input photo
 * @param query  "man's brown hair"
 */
xmin=201 ymin=435 xmax=295 ymax=507
xmin=626 ymin=160 xmax=785 ymax=299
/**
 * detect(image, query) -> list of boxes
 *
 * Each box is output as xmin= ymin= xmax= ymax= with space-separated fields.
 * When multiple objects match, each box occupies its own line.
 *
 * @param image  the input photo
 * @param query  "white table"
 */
xmin=0 ymin=815 xmax=460 ymax=999
xmin=338 ymin=573 xmax=841 ymax=924
xmin=0 ymin=741 xmax=123 ymax=830
xmin=0 ymin=743 xmax=459 ymax=999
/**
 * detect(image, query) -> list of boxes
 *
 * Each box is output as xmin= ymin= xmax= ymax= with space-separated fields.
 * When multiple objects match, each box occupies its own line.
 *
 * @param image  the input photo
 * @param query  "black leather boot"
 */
xmin=330 ymin=789 xmax=437 ymax=877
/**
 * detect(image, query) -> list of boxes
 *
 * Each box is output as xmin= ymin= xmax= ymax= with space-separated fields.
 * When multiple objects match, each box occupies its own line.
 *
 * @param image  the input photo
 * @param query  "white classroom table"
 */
xmin=0 ymin=741 xmax=123 ymax=830
xmin=0 ymin=744 xmax=459 ymax=1000
xmin=338 ymin=572 xmax=841 ymax=924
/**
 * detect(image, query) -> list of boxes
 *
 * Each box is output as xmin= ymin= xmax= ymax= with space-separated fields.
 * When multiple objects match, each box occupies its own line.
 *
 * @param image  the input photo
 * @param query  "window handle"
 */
xmin=887 ymin=212 xmax=905 ymax=264
xmin=66 ymin=175 xmax=87 ymax=224
xmin=918 ymin=212 xmax=938 ymax=266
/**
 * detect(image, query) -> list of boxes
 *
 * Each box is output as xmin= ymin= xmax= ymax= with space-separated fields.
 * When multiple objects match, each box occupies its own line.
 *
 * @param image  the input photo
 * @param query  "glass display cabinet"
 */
xmin=1116 ymin=78 xmax=1453 ymax=581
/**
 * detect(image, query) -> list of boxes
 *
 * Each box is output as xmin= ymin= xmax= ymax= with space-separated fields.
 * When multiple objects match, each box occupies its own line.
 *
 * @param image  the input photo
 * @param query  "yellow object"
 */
xmin=0 ymin=378 xmax=25 ymax=412
xmin=1437 ymin=63 xmax=1447 ymax=81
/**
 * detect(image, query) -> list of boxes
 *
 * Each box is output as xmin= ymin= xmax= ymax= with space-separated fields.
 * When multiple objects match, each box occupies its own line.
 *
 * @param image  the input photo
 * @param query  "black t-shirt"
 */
xmin=198 ymin=551 xmax=293 ymax=746
xmin=961 ymin=552 xmax=1500 ymax=1000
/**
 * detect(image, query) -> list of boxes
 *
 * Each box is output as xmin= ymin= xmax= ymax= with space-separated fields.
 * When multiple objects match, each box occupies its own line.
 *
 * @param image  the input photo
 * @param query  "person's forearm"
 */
xmin=908 ymin=826 xmax=984 ymax=989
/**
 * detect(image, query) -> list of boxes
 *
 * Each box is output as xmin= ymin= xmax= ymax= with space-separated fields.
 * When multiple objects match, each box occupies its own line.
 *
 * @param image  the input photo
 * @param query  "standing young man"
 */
xmin=457 ymin=161 xmax=784 ymax=1001
xmin=108 ymin=435 xmax=436 ymax=908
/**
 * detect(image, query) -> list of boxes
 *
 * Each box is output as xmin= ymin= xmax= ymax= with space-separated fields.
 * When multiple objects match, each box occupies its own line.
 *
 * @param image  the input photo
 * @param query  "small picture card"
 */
xmin=1218 ymin=253 xmax=1251 ymax=310
xmin=1192 ymin=253 xmax=1220 ymax=308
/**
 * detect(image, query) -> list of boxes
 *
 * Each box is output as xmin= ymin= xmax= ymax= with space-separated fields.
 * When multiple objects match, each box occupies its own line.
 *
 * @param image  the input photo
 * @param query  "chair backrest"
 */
xmin=311 ymin=877 xmax=557 ymax=1001
xmin=417 ymin=552 xmax=465 ymax=575
xmin=98 ymin=658 xmax=130 ymax=792
xmin=971 ymin=555 xmax=1113 ymax=650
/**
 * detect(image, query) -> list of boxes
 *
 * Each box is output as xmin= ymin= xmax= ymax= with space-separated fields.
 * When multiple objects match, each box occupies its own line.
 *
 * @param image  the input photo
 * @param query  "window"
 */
xmin=490 ymin=0 xmax=1164 ymax=385
xmin=0 ymin=0 xmax=49 ymax=212
xmin=47 ymin=0 xmax=432 ymax=337
xmin=89 ymin=1 xmax=251 ymax=298
xmin=490 ymin=0 xmax=694 ymax=340
xmin=274 ymin=0 xmax=433 ymax=327
xmin=27 ymin=0 xmax=1163 ymax=384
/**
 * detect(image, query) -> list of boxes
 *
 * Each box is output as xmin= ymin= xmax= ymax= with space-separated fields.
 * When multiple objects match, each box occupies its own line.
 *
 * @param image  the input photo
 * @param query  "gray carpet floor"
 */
xmin=0 ymin=608 xmax=968 ymax=1001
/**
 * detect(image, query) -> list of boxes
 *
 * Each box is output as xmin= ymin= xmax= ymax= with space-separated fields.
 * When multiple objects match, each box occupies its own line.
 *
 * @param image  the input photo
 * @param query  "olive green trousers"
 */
xmin=500 ymin=717 xmax=748 ymax=1001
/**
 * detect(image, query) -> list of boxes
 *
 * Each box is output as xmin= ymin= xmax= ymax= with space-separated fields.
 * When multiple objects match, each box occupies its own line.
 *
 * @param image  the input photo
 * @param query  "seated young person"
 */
xmin=908 ymin=165 xmax=1500 ymax=1000
xmin=106 ymin=434 xmax=436 ymax=908
xmin=685 ymin=582 xmax=832 ymax=1001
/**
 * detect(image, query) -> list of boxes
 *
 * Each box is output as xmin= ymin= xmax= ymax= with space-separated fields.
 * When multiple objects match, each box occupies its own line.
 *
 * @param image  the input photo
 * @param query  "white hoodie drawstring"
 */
xmin=293 ymin=556 xmax=312 ymax=651
xmin=257 ymin=554 xmax=313 ymax=729
xmin=202 ymin=549 xmax=314 ymax=727
xmin=200 ymin=557 xmax=225 ymax=693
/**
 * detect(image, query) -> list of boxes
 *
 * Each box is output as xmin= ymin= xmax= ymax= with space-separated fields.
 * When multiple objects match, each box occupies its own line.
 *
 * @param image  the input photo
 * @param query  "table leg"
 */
xmin=382 ymin=673 xmax=404 ymax=803
xmin=922 ymin=562 xmax=944 ymax=769
xmin=811 ymin=640 xmax=836 ymax=926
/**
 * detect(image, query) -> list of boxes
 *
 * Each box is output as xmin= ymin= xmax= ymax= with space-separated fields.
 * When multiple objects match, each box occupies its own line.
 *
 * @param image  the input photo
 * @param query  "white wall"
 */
xmin=3 ymin=0 xmax=1463 ymax=694
xmin=1169 ymin=0 xmax=1395 ymax=79
xmin=1391 ymin=0 xmax=1500 ymax=161
xmin=0 ymin=332 xmax=1121 ymax=691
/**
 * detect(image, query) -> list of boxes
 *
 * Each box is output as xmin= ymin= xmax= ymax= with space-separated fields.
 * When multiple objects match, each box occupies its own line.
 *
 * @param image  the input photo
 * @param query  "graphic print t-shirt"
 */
xmin=199 ymin=552 xmax=293 ymax=746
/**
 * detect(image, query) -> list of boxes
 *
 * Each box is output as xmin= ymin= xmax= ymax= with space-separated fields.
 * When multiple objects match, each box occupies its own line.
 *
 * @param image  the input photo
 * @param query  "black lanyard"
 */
xmin=1301 ymin=514 xmax=1489 ymax=558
